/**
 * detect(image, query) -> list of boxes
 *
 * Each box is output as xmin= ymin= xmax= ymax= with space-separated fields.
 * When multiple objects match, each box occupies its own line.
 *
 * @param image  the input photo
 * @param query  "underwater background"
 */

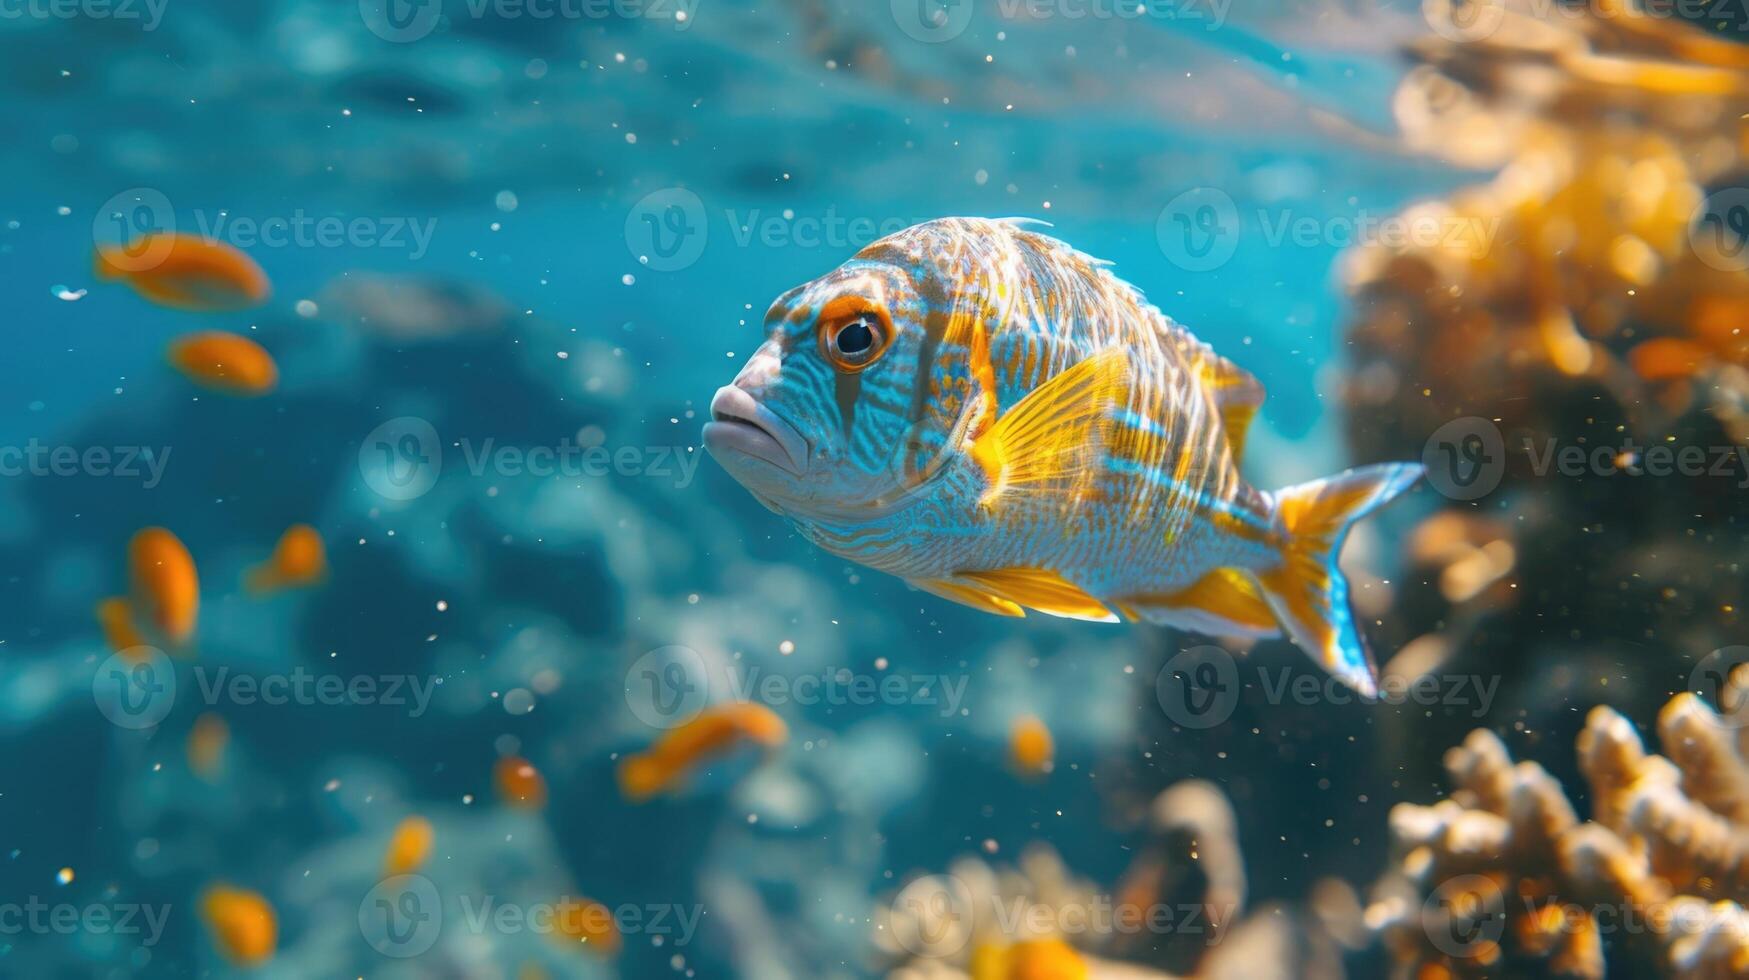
xmin=6 ymin=0 xmax=1749 ymax=977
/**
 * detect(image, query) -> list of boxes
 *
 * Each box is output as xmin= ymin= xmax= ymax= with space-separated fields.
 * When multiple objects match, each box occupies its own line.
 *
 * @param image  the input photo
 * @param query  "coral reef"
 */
xmin=875 ymin=781 xmax=1349 ymax=980
xmin=1336 ymin=0 xmax=1749 ymax=776
xmin=1368 ymin=667 xmax=1749 ymax=978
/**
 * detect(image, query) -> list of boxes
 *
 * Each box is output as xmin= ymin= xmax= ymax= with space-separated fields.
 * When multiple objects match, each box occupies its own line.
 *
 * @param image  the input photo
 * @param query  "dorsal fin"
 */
xmin=1196 ymin=353 xmax=1265 ymax=460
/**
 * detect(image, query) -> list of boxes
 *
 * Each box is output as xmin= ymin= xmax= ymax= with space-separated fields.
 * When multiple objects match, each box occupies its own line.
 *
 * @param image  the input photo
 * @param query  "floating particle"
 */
xmin=294 ymin=299 xmax=318 ymax=317
xmin=778 ymin=640 xmax=794 ymax=655
xmin=383 ymin=816 xmax=434 ymax=875
xmin=495 ymin=756 xmax=548 ymax=809
xmin=1008 ymin=715 xmax=1054 ymax=777
xmin=621 ymin=274 xmax=635 ymax=286
xmin=95 ymin=234 xmax=270 ymax=312
xmin=201 ymin=885 xmax=277 ymax=967
xmin=495 ymin=190 xmax=519 ymax=212
xmin=56 ymin=867 xmax=73 ymax=885
xmin=245 ymin=524 xmax=327 ymax=595
xmin=51 ymin=284 xmax=85 ymax=301
xmin=129 ymin=526 xmax=198 ymax=646
xmin=166 ymin=331 xmax=278 ymax=396
xmin=503 ymin=688 xmax=536 ymax=715
xmin=618 ymin=703 xmax=788 ymax=803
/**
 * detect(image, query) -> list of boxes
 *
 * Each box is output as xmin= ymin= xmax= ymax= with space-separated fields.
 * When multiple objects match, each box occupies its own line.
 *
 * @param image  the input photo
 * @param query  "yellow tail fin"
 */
xmin=1255 ymin=463 xmax=1423 ymax=697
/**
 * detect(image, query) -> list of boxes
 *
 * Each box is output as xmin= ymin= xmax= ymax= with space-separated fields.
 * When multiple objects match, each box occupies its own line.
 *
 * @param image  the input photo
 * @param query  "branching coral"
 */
xmin=874 ymin=781 xmax=1346 ymax=980
xmin=1336 ymin=0 xmax=1749 ymax=791
xmin=1368 ymin=667 xmax=1749 ymax=978
xmin=1344 ymin=0 xmax=1749 ymax=451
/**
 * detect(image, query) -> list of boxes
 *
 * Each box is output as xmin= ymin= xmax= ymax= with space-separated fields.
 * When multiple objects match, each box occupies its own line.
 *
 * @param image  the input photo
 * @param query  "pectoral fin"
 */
xmin=910 ymin=577 xmax=1025 ymax=617
xmin=970 ymin=348 xmax=1129 ymax=509
xmin=955 ymin=567 xmax=1119 ymax=623
xmin=1118 ymin=568 xmax=1280 ymax=639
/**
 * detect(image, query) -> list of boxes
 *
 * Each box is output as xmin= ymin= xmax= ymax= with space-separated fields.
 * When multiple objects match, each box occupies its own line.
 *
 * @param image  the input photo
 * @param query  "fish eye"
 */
xmin=836 ymin=316 xmax=877 ymax=354
xmin=817 ymin=297 xmax=892 ymax=373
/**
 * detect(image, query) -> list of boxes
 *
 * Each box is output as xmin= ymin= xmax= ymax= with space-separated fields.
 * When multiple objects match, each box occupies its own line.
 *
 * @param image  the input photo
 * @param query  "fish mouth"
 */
xmin=703 ymin=385 xmax=808 ymax=477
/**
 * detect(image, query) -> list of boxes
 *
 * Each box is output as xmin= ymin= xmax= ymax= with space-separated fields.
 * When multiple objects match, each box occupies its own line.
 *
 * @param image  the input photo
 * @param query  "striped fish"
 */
xmin=703 ymin=218 xmax=1421 ymax=695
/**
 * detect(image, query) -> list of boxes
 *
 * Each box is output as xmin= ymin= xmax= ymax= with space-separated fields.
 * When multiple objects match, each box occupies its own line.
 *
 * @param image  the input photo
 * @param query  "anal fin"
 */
xmin=1118 ymin=568 xmax=1280 ymax=639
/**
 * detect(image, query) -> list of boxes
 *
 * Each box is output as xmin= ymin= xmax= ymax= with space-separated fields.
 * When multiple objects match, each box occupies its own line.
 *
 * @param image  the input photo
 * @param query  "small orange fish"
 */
xmin=96 ymin=597 xmax=148 ymax=655
xmin=129 ymin=527 xmax=198 ymax=646
xmin=167 ymin=331 xmax=279 ymax=396
xmin=495 ymin=756 xmax=548 ymax=810
xmin=95 ymin=234 xmax=269 ymax=312
xmin=246 ymin=524 xmax=327 ymax=594
xmin=971 ymin=939 xmax=1089 ymax=980
xmin=1008 ymin=715 xmax=1054 ymax=777
xmin=383 ymin=816 xmax=434 ymax=876
xmin=617 ymin=702 xmax=787 ymax=802
xmin=201 ymin=885 xmax=277 ymax=967
xmin=188 ymin=712 xmax=229 ymax=779
xmin=551 ymin=896 xmax=622 ymax=956
xmin=1627 ymin=337 xmax=1709 ymax=382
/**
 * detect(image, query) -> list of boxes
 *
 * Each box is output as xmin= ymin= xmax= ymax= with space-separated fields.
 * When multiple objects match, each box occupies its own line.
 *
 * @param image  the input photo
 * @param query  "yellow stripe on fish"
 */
xmin=703 ymin=218 xmax=1422 ymax=696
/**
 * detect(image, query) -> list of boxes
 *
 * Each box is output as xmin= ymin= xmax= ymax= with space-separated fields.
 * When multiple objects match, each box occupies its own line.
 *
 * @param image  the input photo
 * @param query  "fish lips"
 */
xmin=703 ymin=385 xmax=809 ymax=479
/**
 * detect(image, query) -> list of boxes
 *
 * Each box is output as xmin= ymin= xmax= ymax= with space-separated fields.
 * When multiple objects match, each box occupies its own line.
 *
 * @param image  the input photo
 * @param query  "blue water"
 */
xmin=0 ymin=1 xmax=1473 ymax=976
